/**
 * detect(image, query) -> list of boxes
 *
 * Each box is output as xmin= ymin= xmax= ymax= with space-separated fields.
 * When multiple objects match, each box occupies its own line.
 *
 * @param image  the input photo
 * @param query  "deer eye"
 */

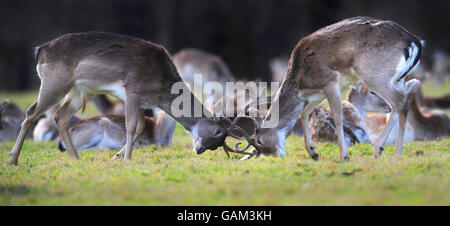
xmin=369 ymin=91 xmax=377 ymax=95
xmin=256 ymin=138 xmax=263 ymax=146
xmin=214 ymin=129 xmax=223 ymax=137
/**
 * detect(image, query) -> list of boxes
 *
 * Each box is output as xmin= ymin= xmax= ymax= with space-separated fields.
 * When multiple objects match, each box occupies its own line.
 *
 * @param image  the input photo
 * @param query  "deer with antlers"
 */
xmin=8 ymin=32 xmax=239 ymax=165
xmin=216 ymin=17 xmax=424 ymax=161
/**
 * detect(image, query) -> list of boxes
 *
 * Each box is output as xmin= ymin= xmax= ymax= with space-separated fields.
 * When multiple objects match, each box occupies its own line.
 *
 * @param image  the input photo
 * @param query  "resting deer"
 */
xmin=90 ymin=94 xmax=156 ymax=117
xmin=308 ymin=83 xmax=391 ymax=147
xmin=9 ymin=32 xmax=235 ymax=165
xmin=220 ymin=17 xmax=424 ymax=161
xmin=365 ymin=81 xmax=450 ymax=143
xmin=1 ymin=100 xmax=25 ymax=119
xmin=173 ymin=48 xmax=236 ymax=106
xmin=58 ymin=110 xmax=176 ymax=151
xmin=0 ymin=101 xmax=23 ymax=141
xmin=415 ymin=85 xmax=450 ymax=109
xmin=33 ymin=104 xmax=81 ymax=141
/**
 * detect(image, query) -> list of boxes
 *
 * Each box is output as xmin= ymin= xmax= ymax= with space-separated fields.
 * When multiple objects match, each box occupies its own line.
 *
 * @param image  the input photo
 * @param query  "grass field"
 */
xmin=0 ymin=81 xmax=449 ymax=205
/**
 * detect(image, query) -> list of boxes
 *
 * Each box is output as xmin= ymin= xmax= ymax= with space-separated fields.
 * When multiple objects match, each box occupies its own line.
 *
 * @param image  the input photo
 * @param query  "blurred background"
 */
xmin=0 ymin=0 xmax=449 ymax=91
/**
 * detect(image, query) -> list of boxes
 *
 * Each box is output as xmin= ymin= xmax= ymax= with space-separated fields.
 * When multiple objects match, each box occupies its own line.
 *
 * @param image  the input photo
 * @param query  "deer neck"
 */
xmin=264 ymin=72 xmax=306 ymax=135
xmin=347 ymin=96 xmax=367 ymax=118
xmin=158 ymin=83 xmax=213 ymax=132
xmin=153 ymin=111 xmax=177 ymax=146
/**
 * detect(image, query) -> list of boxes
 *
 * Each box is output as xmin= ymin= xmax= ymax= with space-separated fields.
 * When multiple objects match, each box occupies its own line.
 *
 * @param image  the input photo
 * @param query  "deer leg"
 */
xmin=323 ymin=83 xmax=349 ymax=161
xmin=370 ymin=87 xmax=405 ymax=158
xmin=54 ymin=90 xmax=88 ymax=159
xmin=121 ymin=96 xmax=141 ymax=160
xmin=394 ymin=105 xmax=408 ymax=157
xmin=300 ymin=100 xmax=323 ymax=160
xmin=113 ymin=108 xmax=145 ymax=160
xmin=9 ymin=80 xmax=70 ymax=165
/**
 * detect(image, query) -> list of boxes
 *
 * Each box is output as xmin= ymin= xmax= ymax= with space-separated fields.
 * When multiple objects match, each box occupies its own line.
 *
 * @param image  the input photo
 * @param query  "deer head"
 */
xmin=347 ymin=82 xmax=391 ymax=115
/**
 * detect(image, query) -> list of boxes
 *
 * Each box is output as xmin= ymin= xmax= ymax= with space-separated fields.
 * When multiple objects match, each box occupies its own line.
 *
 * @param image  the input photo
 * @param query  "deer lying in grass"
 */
xmin=9 ymin=32 xmax=235 ymax=165
xmin=219 ymin=17 xmax=424 ymax=161
xmin=1 ymin=100 xmax=25 ymax=119
xmin=58 ymin=110 xmax=176 ymax=151
xmin=0 ymin=101 xmax=24 ymax=141
xmin=33 ymin=104 xmax=81 ymax=141
xmin=415 ymin=86 xmax=450 ymax=109
xmin=90 ymin=94 xmax=156 ymax=117
xmin=365 ymin=81 xmax=450 ymax=143
xmin=307 ymin=83 xmax=391 ymax=147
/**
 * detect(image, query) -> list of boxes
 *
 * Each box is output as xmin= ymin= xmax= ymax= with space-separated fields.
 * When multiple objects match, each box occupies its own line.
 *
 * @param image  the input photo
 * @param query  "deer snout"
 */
xmin=193 ymin=138 xmax=207 ymax=154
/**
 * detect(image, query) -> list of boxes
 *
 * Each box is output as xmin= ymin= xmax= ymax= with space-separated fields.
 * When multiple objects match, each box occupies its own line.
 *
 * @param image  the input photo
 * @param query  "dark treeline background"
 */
xmin=0 ymin=0 xmax=449 ymax=91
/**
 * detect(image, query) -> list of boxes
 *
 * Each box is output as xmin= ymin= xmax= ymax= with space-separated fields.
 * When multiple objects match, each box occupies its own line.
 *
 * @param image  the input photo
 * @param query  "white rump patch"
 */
xmin=392 ymin=42 xmax=420 ymax=89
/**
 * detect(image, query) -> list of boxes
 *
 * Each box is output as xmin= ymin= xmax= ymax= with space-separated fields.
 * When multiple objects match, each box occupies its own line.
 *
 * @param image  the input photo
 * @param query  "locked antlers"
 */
xmin=217 ymin=90 xmax=270 ymax=159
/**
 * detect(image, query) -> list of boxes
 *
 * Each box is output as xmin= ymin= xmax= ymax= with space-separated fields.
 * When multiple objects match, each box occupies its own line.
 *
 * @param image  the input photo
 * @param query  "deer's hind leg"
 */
xmin=9 ymin=69 xmax=73 ymax=165
xmin=54 ymin=89 xmax=92 ymax=159
xmin=362 ymin=78 xmax=416 ymax=158
xmin=300 ymin=98 xmax=324 ymax=160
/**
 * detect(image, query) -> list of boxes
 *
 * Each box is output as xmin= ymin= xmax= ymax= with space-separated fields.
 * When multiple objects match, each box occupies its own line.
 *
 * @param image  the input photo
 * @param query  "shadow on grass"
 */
xmin=0 ymin=184 xmax=31 ymax=196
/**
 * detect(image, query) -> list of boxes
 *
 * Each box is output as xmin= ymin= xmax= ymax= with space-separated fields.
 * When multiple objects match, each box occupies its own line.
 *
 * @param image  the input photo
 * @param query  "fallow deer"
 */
xmin=1 ymin=100 xmax=25 ymax=119
xmin=222 ymin=17 xmax=424 ymax=161
xmin=9 ymin=32 xmax=235 ymax=165
xmin=58 ymin=110 xmax=176 ymax=151
xmin=0 ymin=101 xmax=23 ymax=141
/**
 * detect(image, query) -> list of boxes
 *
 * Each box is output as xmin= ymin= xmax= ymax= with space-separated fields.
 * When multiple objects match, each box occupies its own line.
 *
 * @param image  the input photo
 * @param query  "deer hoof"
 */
xmin=374 ymin=147 xmax=384 ymax=158
xmin=112 ymin=153 xmax=124 ymax=160
xmin=311 ymin=153 xmax=319 ymax=161
xmin=340 ymin=155 xmax=350 ymax=162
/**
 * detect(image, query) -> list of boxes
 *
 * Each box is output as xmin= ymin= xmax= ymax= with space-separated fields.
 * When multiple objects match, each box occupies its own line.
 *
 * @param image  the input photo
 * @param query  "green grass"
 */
xmin=0 ymin=82 xmax=449 ymax=206
xmin=0 ymin=136 xmax=448 ymax=205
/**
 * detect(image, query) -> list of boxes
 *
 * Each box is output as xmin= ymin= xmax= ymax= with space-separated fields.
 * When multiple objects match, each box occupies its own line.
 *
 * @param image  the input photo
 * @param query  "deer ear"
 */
xmin=404 ymin=79 xmax=420 ymax=95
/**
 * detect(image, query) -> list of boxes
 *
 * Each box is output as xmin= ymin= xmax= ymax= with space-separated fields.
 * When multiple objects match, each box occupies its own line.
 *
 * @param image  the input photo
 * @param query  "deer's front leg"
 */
xmin=323 ymin=83 xmax=349 ymax=161
xmin=113 ymin=108 xmax=145 ymax=160
xmin=121 ymin=95 xmax=143 ymax=160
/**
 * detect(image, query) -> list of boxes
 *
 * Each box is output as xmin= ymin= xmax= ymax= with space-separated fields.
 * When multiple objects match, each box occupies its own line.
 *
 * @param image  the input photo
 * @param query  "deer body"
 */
xmin=9 ymin=32 xmax=228 ymax=165
xmin=0 ymin=101 xmax=27 ymax=141
xmin=245 ymin=17 xmax=423 ymax=160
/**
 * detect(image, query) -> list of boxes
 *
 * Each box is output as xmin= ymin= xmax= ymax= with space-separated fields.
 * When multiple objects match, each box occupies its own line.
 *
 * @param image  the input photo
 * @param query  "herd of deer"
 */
xmin=1 ymin=17 xmax=449 ymax=165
